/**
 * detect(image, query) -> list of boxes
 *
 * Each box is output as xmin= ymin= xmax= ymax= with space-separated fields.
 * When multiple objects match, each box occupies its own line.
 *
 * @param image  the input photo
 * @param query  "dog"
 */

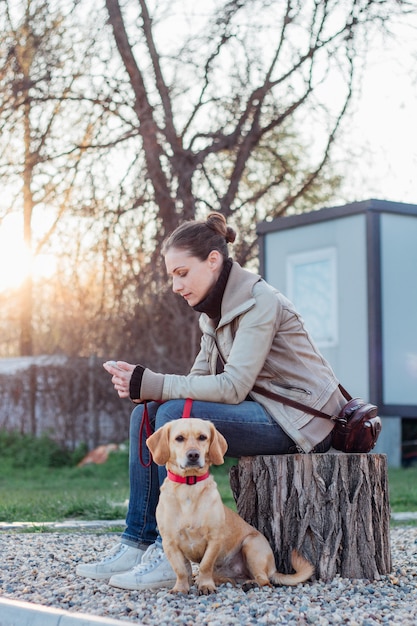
xmin=146 ymin=418 xmax=314 ymax=594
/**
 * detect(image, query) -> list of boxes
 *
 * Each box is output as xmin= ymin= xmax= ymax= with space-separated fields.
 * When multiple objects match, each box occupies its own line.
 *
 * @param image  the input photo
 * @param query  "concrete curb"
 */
xmin=0 ymin=520 xmax=126 ymax=532
xmin=0 ymin=598 xmax=132 ymax=626
xmin=391 ymin=511 xmax=417 ymax=521
xmin=0 ymin=513 xmax=416 ymax=533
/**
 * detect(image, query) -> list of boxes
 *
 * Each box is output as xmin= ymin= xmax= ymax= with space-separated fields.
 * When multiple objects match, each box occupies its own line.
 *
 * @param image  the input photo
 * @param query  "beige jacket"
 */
xmin=141 ymin=262 xmax=345 ymax=452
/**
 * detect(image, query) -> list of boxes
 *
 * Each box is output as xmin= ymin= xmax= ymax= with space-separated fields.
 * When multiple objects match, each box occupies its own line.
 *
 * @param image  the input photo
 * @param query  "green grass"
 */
xmin=1 ymin=430 xmax=416 ymax=526
xmin=386 ymin=466 xmax=417 ymax=512
xmin=0 ymin=445 xmax=238 ymax=524
xmin=0 ymin=452 xmax=130 ymax=523
xmin=211 ymin=457 xmax=237 ymax=509
xmin=2 ymin=458 xmax=416 ymax=524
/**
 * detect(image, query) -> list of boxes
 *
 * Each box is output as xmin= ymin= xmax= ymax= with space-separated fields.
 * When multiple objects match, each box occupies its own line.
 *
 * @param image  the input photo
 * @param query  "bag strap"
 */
xmin=213 ymin=333 xmax=352 ymax=421
xmin=252 ymin=383 xmax=352 ymax=421
xmin=338 ymin=384 xmax=352 ymax=402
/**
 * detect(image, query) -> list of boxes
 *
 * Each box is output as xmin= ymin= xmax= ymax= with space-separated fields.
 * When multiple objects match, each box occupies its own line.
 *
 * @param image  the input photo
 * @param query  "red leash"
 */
xmin=182 ymin=397 xmax=193 ymax=418
xmin=139 ymin=402 xmax=154 ymax=467
xmin=139 ymin=398 xmax=193 ymax=467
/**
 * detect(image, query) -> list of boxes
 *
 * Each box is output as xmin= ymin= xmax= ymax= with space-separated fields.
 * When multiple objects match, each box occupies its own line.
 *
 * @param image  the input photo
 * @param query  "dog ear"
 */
xmin=208 ymin=424 xmax=228 ymax=465
xmin=146 ymin=424 xmax=171 ymax=465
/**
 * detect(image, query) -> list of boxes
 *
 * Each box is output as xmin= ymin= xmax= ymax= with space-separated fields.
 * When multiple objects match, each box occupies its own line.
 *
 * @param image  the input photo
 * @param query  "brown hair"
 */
xmin=162 ymin=212 xmax=236 ymax=262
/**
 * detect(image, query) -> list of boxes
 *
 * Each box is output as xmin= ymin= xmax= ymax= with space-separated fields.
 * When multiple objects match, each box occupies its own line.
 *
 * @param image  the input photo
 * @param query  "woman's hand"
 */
xmin=103 ymin=361 xmax=136 ymax=399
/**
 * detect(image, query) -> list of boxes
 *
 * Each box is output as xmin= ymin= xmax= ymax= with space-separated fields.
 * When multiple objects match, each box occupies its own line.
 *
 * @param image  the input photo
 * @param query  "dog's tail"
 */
xmin=271 ymin=550 xmax=314 ymax=586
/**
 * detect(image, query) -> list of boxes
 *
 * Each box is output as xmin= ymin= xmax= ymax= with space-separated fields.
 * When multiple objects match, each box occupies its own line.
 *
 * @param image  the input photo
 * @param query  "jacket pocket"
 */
xmin=270 ymin=380 xmax=312 ymax=400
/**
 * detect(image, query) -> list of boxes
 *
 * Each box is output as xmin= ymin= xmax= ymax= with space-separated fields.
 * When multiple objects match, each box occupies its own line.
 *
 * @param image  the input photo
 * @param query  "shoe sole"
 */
xmin=75 ymin=567 xmax=132 ymax=581
xmin=109 ymin=577 xmax=177 ymax=591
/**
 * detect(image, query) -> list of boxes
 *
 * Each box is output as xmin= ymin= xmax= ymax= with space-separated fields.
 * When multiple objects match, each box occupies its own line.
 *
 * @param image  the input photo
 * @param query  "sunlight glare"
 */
xmin=0 ymin=216 xmax=56 ymax=292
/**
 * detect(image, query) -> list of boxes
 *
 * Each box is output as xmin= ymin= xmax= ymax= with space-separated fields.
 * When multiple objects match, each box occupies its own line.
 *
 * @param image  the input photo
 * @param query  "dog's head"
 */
xmin=146 ymin=418 xmax=228 ymax=473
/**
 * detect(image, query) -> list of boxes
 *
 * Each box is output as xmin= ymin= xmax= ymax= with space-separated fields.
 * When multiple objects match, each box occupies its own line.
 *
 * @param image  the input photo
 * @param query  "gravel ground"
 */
xmin=1 ymin=527 xmax=416 ymax=625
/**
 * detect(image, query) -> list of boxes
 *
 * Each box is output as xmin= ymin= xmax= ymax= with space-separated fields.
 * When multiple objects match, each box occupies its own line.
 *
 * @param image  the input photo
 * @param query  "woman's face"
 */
xmin=164 ymin=247 xmax=223 ymax=307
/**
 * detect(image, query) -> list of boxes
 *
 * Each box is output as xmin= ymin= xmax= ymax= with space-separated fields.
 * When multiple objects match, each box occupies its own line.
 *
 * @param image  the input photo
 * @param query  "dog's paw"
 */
xmin=198 ymin=585 xmax=216 ymax=595
xmin=197 ymin=580 xmax=216 ymax=595
xmin=171 ymin=584 xmax=191 ymax=594
xmin=196 ymin=572 xmax=217 ymax=595
xmin=242 ymin=580 xmax=260 ymax=593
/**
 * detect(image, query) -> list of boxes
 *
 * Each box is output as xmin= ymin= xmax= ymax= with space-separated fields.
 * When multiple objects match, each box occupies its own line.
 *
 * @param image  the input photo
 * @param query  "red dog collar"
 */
xmin=167 ymin=469 xmax=210 ymax=485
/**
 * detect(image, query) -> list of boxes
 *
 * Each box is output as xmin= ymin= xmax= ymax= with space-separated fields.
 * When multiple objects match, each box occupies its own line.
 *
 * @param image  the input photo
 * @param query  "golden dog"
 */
xmin=146 ymin=418 xmax=314 ymax=594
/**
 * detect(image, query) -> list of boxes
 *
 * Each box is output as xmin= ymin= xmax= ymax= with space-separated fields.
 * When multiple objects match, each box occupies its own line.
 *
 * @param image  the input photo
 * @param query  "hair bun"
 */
xmin=225 ymin=227 xmax=236 ymax=244
xmin=206 ymin=212 xmax=236 ymax=245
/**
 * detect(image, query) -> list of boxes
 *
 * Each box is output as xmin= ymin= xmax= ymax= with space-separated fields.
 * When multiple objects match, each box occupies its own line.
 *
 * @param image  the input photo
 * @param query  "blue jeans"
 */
xmin=121 ymin=399 xmax=329 ymax=548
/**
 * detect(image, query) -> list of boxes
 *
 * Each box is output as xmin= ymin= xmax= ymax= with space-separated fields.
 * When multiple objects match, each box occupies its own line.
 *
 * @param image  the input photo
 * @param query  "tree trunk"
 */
xmin=229 ymin=453 xmax=391 ymax=582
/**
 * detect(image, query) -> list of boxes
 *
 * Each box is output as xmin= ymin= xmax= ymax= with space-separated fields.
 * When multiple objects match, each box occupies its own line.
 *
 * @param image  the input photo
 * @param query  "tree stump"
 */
xmin=229 ymin=453 xmax=391 ymax=582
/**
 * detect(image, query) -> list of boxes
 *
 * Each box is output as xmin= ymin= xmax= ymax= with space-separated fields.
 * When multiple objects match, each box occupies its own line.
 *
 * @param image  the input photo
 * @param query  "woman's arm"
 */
xmin=137 ymin=285 xmax=281 ymax=403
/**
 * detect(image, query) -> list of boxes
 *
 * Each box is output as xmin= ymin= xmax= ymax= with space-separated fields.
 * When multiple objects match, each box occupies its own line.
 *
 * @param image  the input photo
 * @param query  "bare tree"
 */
xmin=104 ymin=0 xmax=413 ymax=247
xmin=1 ymin=0 xmax=415 ymax=372
xmin=99 ymin=0 xmax=415 ymax=370
xmin=0 ymin=0 xmax=133 ymax=355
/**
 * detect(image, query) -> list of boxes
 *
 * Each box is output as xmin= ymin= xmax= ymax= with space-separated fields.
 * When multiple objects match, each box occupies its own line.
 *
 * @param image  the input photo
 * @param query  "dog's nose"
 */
xmin=186 ymin=449 xmax=200 ymax=465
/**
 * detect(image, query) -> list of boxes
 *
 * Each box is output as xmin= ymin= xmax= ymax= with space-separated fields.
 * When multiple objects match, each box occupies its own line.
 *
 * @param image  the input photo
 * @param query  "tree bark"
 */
xmin=229 ymin=453 xmax=391 ymax=582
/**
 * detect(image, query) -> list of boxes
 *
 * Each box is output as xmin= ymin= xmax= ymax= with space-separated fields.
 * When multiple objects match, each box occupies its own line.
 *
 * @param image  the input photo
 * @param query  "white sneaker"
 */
xmin=76 ymin=543 xmax=146 ymax=581
xmin=109 ymin=543 xmax=177 ymax=590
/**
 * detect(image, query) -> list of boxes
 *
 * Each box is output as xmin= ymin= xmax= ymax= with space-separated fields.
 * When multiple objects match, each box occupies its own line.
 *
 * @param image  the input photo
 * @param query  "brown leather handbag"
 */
xmin=331 ymin=396 xmax=381 ymax=453
xmin=252 ymin=384 xmax=382 ymax=453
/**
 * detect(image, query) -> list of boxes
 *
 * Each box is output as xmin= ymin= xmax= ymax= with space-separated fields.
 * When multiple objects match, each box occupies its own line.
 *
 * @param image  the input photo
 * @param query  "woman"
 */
xmin=76 ymin=212 xmax=345 ymax=590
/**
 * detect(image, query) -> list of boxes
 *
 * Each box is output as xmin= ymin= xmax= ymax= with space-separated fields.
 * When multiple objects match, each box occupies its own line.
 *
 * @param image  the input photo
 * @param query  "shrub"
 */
xmin=0 ymin=430 xmax=88 ymax=468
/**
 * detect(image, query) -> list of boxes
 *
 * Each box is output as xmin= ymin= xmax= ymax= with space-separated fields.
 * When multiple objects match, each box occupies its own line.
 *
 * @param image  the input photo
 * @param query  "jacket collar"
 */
xmin=199 ymin=261 xmax=262 ymax=332
xmin=193 ymin=257 xmax=233 ymax=319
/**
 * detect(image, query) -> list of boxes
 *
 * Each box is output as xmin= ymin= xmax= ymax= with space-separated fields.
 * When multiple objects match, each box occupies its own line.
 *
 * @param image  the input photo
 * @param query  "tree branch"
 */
xmin=105 ymin=0 xmax=177 ymax=234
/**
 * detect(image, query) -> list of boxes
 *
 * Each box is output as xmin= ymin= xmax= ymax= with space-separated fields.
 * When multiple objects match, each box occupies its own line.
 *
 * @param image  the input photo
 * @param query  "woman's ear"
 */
xmin=207 ymin=249 xmax=222 ymax=271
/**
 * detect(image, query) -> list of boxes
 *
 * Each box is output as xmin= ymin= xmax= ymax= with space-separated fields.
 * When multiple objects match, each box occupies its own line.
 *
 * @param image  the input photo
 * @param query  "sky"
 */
xmin=334 ymin=16 xmax=417 ymax=206
xmin=0 ymin=8 xmax=416 ymax=292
